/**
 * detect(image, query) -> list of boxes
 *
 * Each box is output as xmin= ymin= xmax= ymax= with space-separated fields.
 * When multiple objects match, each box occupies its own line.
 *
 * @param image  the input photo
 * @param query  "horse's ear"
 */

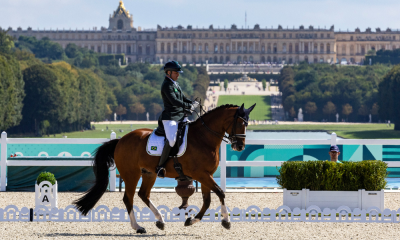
xmin=239 ymin=103 xmax=245 ymax=114
xmin=247 ymin=103 xmax=256 ymax=113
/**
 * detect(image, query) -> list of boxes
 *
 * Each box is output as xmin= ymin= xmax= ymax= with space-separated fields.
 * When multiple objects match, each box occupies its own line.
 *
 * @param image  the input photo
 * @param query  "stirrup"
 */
xmin=156 ymin=167 xmax=166 ymax=179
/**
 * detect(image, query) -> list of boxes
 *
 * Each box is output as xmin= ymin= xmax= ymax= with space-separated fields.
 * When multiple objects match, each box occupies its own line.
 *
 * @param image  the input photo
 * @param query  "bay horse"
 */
xmin=74 ymin=103 xmax=255 ymax=234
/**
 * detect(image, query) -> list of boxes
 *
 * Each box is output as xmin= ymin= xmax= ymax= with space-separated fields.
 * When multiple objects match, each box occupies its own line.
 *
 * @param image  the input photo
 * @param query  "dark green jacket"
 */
xmin=158 ymin=77 xmax=192 ymax=123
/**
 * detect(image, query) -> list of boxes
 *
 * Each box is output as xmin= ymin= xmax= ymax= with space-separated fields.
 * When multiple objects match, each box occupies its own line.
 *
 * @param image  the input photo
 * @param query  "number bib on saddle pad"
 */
xmin=146 ymin=125 xmax=189 ymax=157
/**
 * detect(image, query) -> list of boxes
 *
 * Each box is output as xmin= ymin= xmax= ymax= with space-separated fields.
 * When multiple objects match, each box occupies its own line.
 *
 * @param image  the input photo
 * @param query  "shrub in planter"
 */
xmin=36 ymin=171 xmax=56 ymax=186
xmin=276 ymin=160 xmax=387 ymax=191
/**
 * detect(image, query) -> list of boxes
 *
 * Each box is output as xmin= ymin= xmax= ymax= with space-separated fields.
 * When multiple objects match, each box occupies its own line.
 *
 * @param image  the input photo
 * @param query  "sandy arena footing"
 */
xmin=1 ymin=192 xmax=400 ymax=239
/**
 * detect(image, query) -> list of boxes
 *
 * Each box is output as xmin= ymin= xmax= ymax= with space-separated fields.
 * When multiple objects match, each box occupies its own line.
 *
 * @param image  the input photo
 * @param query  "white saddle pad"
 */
xmin=146 ymin=125 xmax=189 ymax=157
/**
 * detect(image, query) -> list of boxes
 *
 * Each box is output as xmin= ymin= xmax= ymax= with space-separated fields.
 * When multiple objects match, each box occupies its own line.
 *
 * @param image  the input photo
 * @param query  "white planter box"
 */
xmin=283 ymin=188 xmax=384 ymax=210
xmin=35 ymin=181 xmax=58 ymax=209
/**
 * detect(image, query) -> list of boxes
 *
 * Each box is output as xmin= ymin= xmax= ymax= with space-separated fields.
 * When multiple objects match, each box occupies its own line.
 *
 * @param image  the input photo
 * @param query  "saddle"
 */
xmin=154 ymin=121 xmax=187 ymax=157
xmin=153 ymin=121 xmax=191 ymax=181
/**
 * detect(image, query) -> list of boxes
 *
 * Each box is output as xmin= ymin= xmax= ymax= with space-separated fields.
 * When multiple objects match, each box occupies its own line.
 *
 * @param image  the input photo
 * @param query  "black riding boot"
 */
xmin=156 ymin=141 xmax=172 ymax=178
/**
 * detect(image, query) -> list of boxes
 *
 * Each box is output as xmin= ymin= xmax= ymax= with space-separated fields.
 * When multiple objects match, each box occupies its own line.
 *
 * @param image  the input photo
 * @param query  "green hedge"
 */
xmin=276 ymin=160 xmax=387 ymax=191
xmin=36 ymin=171 xmax=56 ymax=186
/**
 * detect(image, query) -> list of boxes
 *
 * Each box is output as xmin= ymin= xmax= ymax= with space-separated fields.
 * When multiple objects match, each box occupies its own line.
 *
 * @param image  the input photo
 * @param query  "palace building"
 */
xmin=6 ymin=1 xmax=400 ymax=64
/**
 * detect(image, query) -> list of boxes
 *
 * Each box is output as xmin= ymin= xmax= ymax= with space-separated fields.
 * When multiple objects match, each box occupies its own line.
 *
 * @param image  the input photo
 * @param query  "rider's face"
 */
xmin=170 ymin=71 xmax=180 ymax=81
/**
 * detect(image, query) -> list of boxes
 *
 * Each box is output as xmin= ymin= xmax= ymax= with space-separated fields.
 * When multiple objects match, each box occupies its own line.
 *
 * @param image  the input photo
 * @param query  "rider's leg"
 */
xmin=156 ymin=120 xmax=178 ymax=178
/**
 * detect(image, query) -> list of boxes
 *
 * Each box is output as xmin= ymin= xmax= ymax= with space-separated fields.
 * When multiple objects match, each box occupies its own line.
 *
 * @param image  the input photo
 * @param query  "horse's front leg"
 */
xmin=197 ymin=174 xmax=231 ymax=229
xmin=184 ymin=185 xmax=210 ymax=227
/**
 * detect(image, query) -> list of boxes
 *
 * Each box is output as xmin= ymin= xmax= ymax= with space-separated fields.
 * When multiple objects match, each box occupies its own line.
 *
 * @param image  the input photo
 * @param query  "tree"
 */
xmin=342 ymin=103 xmax=353 ymax=121
xmin=262 ymin=79 xmax=267 ymax=91
xmin=289 ymin=107 xmax=296 ymax=119
xmin=65 ymin=43 xmax=80 ymax=58
xmin=105 ymin=104 xmax=113 ymax=119
xmin=130 ymin=102 xmax=145 ymax=120
xmin=224 ymin=79 xmax=229 ymax=92
xmin=371 ymin=103 xmax=379 ymax=116
xmin=378 ymin=65 xmax=400 ymax=130
xmin=20 ymin=64 xmax=61 ymax=135
xmin=305 ymin=102 xmax=317 ymax=120
xmin=358 ymin=105 xmax=370 ymax=122
xmin=0 ymin=54 xmax=25 ymax=131
xmin=0 ymin=30 xmax=14 ymax=54
xmin=115 ymin=104 xmax=127 ymax=121
xmin=149 ymin=103 xmax=162 ymax=120
xmin=322 ymin=101 xmax=336 ymax=122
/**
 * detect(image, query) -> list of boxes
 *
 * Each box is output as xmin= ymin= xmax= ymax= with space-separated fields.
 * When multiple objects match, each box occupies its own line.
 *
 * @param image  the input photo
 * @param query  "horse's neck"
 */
xmin=189 ymin=108 xmax=233 ymax=150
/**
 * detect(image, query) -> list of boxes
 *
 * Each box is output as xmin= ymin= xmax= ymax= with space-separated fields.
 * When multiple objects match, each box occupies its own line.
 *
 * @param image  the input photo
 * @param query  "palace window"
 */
xmin=327 ymin=34 xmax=330 ymax=38
xmin=283 ymin=33 xmax=286 ymax=38
xmin=214 ymin=34 xmax=217 ymax=37
xmin=139 ymin=35 xmax=142 ymax=40
xmin=262 ymin=33 xmax=265 ymax=38
xmin=97 ymin=46 xmax=101 ymax=53
xmin=167 ymin=33 xmax=170 ymax=37
xmin=350 ymin=36 xmax=353 ymax=40
xmin=205 ymin=33 xmax=208 ymax=37
xmin=199 ymin=33 xmax=202 ymax=38
xmin=274 ymin=33 xmax=277 ymax=38
xmin=147 ymin=35 xmax=150 ymax=40
xmin=289 ymin=33 xmax=292 ymax=38
xmin=146 ymin=45 xmax=150 ymax=54
xmin=226 ymin=34 xmax=230 ymax=37
xmin=268 ymin=33 xmax=271 ymax=38
xmin=314 ymin=34 xmax=317 ymax=38
xmin=320 ymin=33 xmax=324 ymax=38
xmin=161 ymin=33 xmax=164 ymax=38
xmin=117 ymin=20 xmax=123 ymax=29
xmin=393 ymin=36 xmax=396 ymax=40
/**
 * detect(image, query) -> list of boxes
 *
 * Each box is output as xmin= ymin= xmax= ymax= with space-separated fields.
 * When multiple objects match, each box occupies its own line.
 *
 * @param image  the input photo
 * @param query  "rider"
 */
xmin=156 ymin=61 xmax=199 ymax=178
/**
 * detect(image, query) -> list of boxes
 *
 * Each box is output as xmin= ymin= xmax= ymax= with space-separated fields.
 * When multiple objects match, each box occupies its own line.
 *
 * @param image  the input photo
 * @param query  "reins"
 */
xmin=192 ymin=101 xmax=247 ymax=144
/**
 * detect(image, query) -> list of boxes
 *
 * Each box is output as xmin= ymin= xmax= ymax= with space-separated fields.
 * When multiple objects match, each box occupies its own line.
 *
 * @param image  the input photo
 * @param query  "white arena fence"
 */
xmin=0 ymin=131 xmax=116 ymax=192
xmin=2 ymin=204 xmax=400 ymax=223
xmin=1 ymin=131 xmax=400 ymax=192
xmin=220 ymin=133 xmax=400 ymax=191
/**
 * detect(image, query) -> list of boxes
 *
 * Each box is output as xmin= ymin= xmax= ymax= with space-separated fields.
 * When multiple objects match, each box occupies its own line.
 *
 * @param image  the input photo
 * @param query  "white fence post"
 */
xmin=109 ymin=132 xmax=116 ymax=192
xmin=220 ymin=141 xmax=227 ymax=192
xmin=1 ymin=132 xmax=7 ymax=191
xmin=331 ymin=132 xmax=337 ymax=146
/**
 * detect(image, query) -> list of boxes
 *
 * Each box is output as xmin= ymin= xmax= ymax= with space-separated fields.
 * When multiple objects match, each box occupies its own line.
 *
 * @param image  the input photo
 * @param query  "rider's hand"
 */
xmin=192 ymin=101 xmax=200 ymax=109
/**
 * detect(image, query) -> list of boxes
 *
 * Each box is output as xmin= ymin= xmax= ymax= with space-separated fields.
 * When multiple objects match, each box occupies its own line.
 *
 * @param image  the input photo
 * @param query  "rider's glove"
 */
xmin=191 ymin=101 xmax=199 ymax=111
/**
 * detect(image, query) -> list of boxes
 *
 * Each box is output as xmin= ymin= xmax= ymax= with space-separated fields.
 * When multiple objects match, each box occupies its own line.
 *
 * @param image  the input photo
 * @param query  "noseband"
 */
xmin=195 ymin=105 xmax=247 ymax=144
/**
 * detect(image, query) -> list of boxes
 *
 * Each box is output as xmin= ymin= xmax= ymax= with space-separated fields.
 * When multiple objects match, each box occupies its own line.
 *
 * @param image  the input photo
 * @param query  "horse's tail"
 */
xmin=73 ymin=139 xmax=119 ymax=215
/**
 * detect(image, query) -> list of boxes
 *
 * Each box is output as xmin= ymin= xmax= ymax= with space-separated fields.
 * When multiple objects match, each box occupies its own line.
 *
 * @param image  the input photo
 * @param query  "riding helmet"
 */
xmin=164 ymin=61 xmax=183 ymax=73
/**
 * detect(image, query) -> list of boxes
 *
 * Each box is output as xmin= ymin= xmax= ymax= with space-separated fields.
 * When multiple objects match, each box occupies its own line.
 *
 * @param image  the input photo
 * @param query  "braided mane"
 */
xmin=189 ymin=104 xmax=239 ymax=125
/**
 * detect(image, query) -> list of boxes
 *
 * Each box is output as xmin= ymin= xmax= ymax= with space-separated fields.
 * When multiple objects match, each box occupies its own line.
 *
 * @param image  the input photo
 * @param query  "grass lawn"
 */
xmin=248 ymin=124 xmax=400 ymax=139
xmin=40 ymin=124 xmax=157 ymax=139
xmin=217 ymin=95 xmax=271 ymax=120
xmin=30 ymin=123 xmax=400 ymax=140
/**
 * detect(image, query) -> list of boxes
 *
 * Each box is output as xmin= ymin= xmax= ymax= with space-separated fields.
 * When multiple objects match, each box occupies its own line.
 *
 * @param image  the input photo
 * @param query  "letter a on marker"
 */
xmin=42 ymin=195 xmax=49 ymax=202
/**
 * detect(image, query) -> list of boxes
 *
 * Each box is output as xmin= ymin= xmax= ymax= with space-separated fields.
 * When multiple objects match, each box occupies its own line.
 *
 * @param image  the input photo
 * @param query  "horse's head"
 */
xmin=229 ymin=103 xmax=256 ymax=152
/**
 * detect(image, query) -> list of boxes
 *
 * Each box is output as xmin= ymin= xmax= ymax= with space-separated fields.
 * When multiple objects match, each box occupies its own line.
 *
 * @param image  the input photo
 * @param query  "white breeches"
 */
xmin=162 ymin=118 xmax=188 ymax=147
xmin=162 ymin=120 xmax=178 ymax=147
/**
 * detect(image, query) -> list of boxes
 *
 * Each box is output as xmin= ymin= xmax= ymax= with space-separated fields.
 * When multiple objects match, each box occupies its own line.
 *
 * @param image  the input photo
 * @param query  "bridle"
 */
xmin=192 ymin=102 xmax=247 ymax=144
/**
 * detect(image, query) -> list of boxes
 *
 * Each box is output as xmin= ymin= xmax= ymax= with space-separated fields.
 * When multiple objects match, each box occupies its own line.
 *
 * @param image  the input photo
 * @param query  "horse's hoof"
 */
xmin=221 ymin=220 xmax=231 ymax=230
xmin=184 ymin=217 xmax=193 ymax=227
xmin=156 ymin=221 xmax=165 ymax=230
xmin=136 ymin=227 xmax=147 ymax=234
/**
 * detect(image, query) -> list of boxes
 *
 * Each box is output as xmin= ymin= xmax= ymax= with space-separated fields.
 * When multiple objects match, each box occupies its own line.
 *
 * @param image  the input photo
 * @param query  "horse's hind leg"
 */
xmin=122 ymin=168 xmax=147 ymax=234
xmin=185 ymin=184 xmax=211 ymax=227
xmin=138 ymin=171 xmax=165 ymax=230
xmin=197 ymin=174 xmax=231 ymax=230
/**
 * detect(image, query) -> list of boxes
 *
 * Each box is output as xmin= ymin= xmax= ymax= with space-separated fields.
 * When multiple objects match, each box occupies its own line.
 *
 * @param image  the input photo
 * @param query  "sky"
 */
xmin=1 ymin=0 xmax=400 ymax=32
